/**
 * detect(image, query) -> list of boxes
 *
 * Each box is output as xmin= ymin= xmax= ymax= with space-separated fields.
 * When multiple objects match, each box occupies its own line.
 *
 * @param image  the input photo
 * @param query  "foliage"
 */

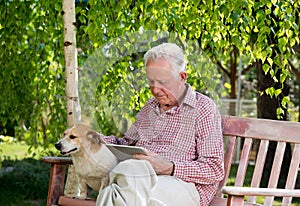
xmin=0 ymin=158 xmax=49 ymax=205
xmin=0 ymin=0 xmax=67 ymax=148
xmin=78 ymin=0 xmax=299 ymax=124
xmin=0 ymin=0 xmax=299 ymax=147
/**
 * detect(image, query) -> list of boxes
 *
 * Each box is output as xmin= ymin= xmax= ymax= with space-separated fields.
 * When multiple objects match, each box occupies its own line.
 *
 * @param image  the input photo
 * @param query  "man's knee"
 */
xmin=151 ymin=176 xmax=200 ymax=206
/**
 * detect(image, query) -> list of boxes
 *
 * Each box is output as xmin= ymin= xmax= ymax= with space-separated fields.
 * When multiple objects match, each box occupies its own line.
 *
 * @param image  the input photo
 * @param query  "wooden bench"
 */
xmin=42 ymin=115 xmax=300 ymax=206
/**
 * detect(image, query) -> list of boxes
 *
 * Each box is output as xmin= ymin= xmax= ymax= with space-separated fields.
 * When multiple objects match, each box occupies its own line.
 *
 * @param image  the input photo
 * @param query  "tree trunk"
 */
xmin=63 ymin=0 xmax=81 ymax=127
xmin=228 ymin=47 xmax=238 ymax=116
xmin=257 ymin=60 xmax=291 ymax=188
xmin=62 ymin=0 xmax=81 ymax=197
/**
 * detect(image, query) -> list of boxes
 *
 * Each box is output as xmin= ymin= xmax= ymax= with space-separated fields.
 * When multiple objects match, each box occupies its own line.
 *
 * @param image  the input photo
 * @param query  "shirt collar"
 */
xmin=181 ymin=83 xmax=197 ymax=109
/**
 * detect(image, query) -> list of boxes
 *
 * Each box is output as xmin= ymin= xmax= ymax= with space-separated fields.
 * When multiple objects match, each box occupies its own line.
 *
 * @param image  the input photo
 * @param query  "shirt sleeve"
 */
xmin=173 ymin=103 xmax=224 ymax=185
xmin=101 ymin=134 xmax=127 ymax=145
xmin=101 ymin=111 xmax=143 ymax=145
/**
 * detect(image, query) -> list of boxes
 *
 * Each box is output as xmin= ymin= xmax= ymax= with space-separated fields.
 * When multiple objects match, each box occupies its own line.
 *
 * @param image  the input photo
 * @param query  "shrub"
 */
xmin=0 ymin=158 xmax=49 ymax=205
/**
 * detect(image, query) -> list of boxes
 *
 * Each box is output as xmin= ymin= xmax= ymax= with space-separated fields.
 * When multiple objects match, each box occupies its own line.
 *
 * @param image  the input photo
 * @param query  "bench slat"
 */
xmin=222 ymin=116 xmax=300 ymax=143
xmin=235 ymin=138 xmax=252 ymax=187
xmin=264 ymin=142 xmax=286 ymax=204
xmin=222 ymin=186 xmax=300 ymax=197
xmin=248 ymin=139 xmax=269 ymax=203
xmin=282 ymin=143 xmax=300 ymax=205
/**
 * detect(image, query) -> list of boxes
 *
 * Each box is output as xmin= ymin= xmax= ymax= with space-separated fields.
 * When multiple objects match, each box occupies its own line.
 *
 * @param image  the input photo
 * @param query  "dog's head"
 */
xmin=55 ymin=124 xmax=104 ymax=155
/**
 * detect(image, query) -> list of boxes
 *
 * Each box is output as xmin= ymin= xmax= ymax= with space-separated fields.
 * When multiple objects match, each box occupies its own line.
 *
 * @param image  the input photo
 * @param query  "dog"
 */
xmin=55 ymin=124 xmax=118 ymax=199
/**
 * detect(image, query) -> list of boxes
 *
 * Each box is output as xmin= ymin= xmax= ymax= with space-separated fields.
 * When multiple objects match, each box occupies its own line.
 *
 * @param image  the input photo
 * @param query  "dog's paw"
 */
xmin=77 ymin=193 xmax=88 ymax=200
xmin=77 ymin=180 xmax=88 ymax=199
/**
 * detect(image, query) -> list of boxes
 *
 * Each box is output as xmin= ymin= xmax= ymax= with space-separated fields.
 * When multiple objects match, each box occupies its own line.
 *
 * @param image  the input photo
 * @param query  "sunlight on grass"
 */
xmin=0 ymin=139 xmax=59 ymax=163
xmin=0 ymin=141 xmax=29 ymax=160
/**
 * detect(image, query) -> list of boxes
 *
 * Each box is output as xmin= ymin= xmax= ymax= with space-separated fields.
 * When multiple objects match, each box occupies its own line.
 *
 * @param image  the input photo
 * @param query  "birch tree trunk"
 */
xmin=62 ymin=0 xmax=81 ymax=197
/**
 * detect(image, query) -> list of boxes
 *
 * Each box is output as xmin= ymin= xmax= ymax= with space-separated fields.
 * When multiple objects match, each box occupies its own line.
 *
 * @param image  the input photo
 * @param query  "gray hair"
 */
xmin=144 ymin=43 xmax=187 ymax=76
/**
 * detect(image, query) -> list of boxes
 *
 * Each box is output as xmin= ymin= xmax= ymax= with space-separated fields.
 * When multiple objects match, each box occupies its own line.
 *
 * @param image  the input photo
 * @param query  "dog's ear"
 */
xmin=86 ymin=131 xmax=105 ymax=145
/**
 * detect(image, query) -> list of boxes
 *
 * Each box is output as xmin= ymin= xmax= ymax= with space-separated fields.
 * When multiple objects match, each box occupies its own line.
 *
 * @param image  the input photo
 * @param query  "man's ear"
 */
xmin=180 ymin=72 xmax=187 ymax=81
xmin=86 ymin=131 xmax=105 ymax=144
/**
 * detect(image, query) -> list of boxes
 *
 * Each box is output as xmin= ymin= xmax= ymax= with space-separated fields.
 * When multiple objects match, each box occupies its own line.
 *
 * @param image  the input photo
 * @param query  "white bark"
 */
xmin=63 ymin=0 xmax=81 ymax=127
xmin=62 ymin=0 xmax=81 ymax=197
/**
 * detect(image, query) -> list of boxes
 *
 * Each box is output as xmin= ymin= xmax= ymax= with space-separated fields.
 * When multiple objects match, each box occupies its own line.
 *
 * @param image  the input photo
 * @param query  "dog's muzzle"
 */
xmin=55 ymin=141 xmax=78 ymax=155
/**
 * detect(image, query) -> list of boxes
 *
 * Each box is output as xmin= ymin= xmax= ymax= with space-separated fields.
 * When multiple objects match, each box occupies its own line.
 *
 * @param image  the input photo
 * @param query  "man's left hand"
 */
xmin=133 ymin=151 xmax=174 ymax=175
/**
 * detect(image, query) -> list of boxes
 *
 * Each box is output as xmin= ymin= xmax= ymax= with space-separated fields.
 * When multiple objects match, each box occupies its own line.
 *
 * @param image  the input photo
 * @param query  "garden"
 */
xmin=1 ymin=0 xmax=300 ymax=205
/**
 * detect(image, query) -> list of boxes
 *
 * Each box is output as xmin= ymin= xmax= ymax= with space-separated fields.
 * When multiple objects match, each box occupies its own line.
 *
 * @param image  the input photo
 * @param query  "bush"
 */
xmin=0 ymin=158 xmax=50 ymax=206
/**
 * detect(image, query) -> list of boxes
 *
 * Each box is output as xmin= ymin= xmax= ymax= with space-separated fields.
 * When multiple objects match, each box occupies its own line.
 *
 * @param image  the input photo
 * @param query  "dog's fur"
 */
xmin=55 ymin=124 xmax=118 ymax=199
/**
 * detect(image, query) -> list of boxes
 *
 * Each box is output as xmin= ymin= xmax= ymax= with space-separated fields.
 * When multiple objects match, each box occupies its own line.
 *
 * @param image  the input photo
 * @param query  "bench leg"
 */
xmin=46 ymin=164 xmax=67 ymax=206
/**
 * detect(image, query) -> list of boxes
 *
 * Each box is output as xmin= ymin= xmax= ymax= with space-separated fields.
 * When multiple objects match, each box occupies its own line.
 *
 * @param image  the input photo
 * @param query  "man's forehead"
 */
xmin=146 ymin=66 xmax=173 ymax=72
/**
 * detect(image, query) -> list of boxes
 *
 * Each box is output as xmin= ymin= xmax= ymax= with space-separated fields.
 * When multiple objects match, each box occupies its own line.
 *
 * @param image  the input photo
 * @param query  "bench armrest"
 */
xmin=42 ymin=156 xmax=73 ymax=206
xmin=222 ymin=186 xmax=300 ymax=197
xmin=42 ymin=156 xmax=73 ymax=165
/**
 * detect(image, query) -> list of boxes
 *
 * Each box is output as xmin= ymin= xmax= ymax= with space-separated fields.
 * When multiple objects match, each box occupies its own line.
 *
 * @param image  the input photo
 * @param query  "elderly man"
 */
xmin=97 ymin=43 xmax=224 ymax=206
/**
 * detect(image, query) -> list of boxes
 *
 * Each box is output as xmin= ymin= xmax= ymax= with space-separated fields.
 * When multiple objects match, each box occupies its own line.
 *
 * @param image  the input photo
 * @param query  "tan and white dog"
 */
xmin=55 ymin=124 xmax=118 ymax=199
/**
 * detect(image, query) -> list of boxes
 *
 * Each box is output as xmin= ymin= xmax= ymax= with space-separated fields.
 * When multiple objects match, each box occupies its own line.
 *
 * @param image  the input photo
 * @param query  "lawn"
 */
xmin=0 ymin=141 xmax=29 ymax=160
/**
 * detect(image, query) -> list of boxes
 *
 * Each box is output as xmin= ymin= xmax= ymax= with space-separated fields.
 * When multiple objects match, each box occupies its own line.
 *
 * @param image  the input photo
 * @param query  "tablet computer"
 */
xmin=106 ymin=144 xmax=148 ymax=161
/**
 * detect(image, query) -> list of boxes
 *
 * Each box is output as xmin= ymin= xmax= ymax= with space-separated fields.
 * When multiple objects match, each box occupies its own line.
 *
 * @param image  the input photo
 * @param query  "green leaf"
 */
xmin=280 ymin=73 xmax=287 ymax=83
xmin=271 ymin=0 xmax=277 ymax=5
xmin=262 ymin=64 xmax=270 ymax=74
xmin=276 ymin=107 xmax=284 ymax=119
xmin=267 ymin=57 xmax=273 ymax=66
xmin=278 ymin=37 xmax=287 ymax=53
xmin=281 ymin=96 xmax=291 ymax=109
xmin=274 ymin=89 xmax=281 ymax=97
xmin=265 ymin=87 xmax=275 ymax=98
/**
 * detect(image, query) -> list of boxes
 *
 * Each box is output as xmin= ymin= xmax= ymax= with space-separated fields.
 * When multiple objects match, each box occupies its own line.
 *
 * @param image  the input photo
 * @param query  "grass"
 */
xmin=0 ymin=141 xmax=29 ymax=160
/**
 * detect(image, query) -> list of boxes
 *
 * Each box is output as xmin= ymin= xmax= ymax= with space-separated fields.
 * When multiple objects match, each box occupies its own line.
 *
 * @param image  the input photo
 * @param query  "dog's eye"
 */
xmin=70 ymin=135 xmax=77 ymax=139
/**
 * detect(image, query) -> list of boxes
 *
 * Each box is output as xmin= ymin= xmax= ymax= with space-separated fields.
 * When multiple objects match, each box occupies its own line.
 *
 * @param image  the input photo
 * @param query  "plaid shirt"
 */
xmin=103 ymin=84 xmax=224 ymax=205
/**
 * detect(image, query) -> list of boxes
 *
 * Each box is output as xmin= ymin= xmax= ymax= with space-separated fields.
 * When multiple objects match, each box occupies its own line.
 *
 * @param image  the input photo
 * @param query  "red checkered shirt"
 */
xmin=102 ymin=84 xmax=224 ymax=205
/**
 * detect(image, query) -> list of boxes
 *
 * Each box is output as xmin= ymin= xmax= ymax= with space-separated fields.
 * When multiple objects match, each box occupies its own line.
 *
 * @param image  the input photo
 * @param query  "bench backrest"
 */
xmin=211 ymin=115 xmax=300 ymax=205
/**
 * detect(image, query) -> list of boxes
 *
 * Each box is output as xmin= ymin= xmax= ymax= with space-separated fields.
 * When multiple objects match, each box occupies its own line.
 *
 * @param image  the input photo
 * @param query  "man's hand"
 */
xmin=133 ymin=151 xmax=174 ymax=175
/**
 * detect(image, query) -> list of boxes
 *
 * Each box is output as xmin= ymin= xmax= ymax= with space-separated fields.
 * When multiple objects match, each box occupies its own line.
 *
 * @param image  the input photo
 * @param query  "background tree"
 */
xmin=0 ymin=0 xmax=66 ymax=155
xmin=289 ymin=45 xmax=300 ymax=122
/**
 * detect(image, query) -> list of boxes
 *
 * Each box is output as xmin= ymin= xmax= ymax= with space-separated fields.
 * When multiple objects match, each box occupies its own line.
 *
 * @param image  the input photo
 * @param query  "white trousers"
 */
xmin=96 ymin=159 xmax=200 ymax=206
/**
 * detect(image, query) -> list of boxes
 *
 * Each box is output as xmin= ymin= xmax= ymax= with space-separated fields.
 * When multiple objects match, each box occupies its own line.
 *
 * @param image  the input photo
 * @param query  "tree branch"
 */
xmin=216 ymin=60 xmax=230 ymax=77
xmin=242 ymin=62 xmax=256 ymax=75
xmin=288 ymin=59 xmax=300 ymax=81
xmin=293 ymin=44 xmax=300 ymax=54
